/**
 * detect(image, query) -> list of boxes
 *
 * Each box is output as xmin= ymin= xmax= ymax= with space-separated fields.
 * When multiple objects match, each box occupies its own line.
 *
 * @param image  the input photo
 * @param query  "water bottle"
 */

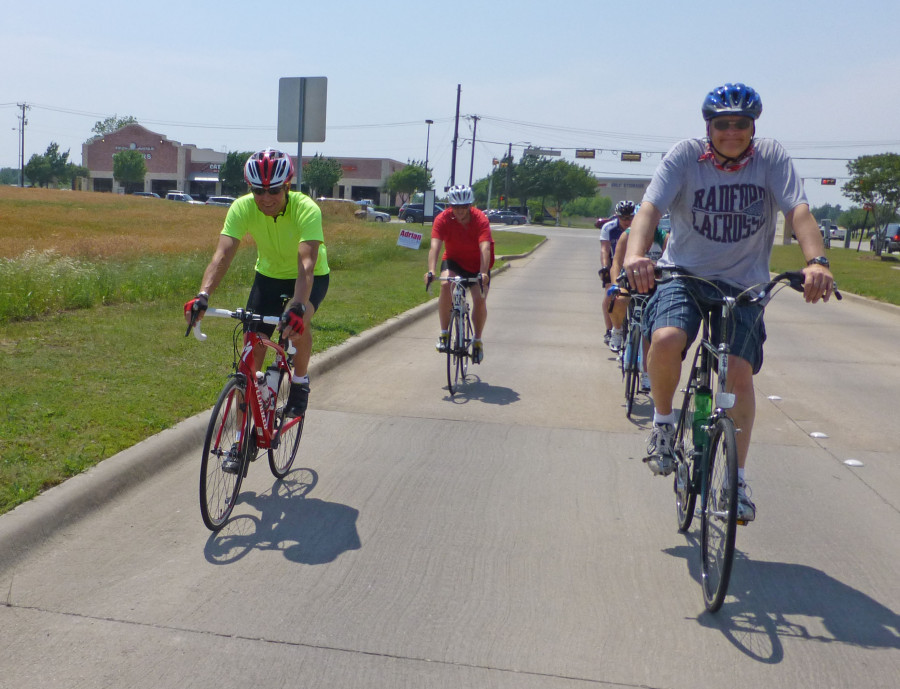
xmin=255 ymin=371 xmax=272 ymax=408
xmin=693 ymin=387 xmax=712 ymax=453
xmin=265 ymin=366 xmax=281 ymax=408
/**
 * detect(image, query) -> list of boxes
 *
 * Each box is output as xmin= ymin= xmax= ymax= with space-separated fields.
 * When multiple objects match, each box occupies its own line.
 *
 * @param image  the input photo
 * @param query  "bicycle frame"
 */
xmin=196 ymin=308 xmax=300 ymax=452
xmin=438 ymin=275 xmax=481 ymax=394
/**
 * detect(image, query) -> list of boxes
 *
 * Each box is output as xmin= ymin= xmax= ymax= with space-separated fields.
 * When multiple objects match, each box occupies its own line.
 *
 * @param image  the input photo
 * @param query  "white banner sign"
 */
xmin=397 ymin=228 xmax=423 ymax=249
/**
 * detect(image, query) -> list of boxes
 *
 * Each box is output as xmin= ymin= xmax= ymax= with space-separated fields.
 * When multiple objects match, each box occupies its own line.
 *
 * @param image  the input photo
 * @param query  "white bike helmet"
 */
xmin=447 ymin=185 xmax=474 ymax=206
xmin=244 ymin=148 xmax=295 ymax=189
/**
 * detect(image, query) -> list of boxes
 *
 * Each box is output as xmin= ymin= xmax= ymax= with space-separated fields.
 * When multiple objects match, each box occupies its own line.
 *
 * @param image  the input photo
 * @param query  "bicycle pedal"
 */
xmin=737 ymin=520 xmax=750 ymax=526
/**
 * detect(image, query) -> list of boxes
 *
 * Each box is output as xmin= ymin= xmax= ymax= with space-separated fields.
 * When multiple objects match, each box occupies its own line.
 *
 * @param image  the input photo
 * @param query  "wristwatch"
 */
xmin=806 ymin=256 xmax=830 ymax=268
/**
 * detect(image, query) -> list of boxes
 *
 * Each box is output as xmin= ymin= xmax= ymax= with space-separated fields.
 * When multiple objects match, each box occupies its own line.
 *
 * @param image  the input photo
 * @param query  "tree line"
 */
xmin=7 ymin=113 xmax=900 ymax=243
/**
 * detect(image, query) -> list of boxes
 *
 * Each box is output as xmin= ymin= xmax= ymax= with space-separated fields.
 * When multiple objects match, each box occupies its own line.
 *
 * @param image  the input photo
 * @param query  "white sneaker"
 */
xmin=644 ymin=423 xmax=676 ymax=476
xmin=736 ymin=480 xmax=756 ymax=522
xmin=609 ymin=328 xmax=623 ymax=352
xmin=719 ymin=480 xmax=757 ymax=523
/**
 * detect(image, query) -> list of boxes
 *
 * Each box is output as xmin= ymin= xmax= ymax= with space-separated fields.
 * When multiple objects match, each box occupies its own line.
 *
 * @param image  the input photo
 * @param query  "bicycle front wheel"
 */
xmin=623 ymin=327 xmax=641 ymax=419
xmin=700 ymin=416 xmax=739 ymax=612
xmin=269 ymin=368 xmax=304 ymax=478
xmin=446 ymin=307 xmax=458 ymax=393
xmin=200 ymin=377 xmax=249 ymax=531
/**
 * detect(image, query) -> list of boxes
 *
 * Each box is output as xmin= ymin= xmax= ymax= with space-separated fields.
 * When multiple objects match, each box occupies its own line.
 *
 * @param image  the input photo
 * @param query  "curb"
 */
xmin=0 ymin=262 xmax=515 ymax=561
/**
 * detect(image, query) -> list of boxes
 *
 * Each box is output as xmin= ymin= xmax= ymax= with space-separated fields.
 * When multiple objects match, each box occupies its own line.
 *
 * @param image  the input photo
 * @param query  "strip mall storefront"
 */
xmin=82 ymin=123 xmax=405 ymax=204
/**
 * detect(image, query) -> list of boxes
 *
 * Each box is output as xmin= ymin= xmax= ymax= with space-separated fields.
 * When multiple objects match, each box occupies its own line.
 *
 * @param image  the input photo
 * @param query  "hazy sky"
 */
xmin=3 ymin=0 xmax=898 ymax=209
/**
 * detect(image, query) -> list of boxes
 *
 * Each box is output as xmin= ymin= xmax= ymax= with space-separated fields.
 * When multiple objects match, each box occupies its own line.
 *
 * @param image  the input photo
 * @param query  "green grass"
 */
xmin=0 ymin=230 xmax=542 ymax=515
xmin=770 ymin=244 xmax=899 ymax=306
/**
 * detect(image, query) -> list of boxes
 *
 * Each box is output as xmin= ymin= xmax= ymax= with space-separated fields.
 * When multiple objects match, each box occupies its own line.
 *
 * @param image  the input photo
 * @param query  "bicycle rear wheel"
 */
xmin=200 ymin=377 xmax=249 ymax=531
xmin=269 ymin=367 xmax=304 ymax=478
xmin=458 ymin=310 xmax=472 ymax=381
xmin=674 ymin=381 xmax=699 ymax=533
xmin=700 ymin=416 xmax=739 ymax=612
xmin=623 ymin=327 xmax=641 ymax=418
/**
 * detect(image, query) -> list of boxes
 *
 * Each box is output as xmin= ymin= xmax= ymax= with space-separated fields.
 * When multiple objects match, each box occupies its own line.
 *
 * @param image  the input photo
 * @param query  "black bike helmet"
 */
xmin=615 ymin=200 xmax=636 ymax=217
xmin=702 ymin=83 xmax=763 ymax=121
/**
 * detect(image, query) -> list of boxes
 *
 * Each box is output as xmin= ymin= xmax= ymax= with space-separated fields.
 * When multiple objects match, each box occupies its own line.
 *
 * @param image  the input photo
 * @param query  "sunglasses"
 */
xmin=251 ymin=186 xmax=284 ymax=196
xmin=712 ymin=118 xmax=753 ymax=131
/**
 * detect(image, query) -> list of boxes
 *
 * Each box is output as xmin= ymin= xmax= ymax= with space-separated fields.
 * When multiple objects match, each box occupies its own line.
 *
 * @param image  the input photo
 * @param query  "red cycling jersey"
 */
xmin=431 ymin=207 xmax=494 ymax=274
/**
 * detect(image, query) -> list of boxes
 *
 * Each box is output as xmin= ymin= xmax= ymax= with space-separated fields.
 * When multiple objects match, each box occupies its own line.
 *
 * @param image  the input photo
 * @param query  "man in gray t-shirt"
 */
xmin=622 ymin=83 xmax=835 ymax=522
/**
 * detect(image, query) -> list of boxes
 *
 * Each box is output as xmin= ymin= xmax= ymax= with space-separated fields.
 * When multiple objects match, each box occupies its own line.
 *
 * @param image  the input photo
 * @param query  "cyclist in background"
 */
xmin=623 ymin=83 xmax=834 ymax=522
xmin=425 ymin=185 xmax=494 ymax=364
xmin=599 ymin=201 xmax=635 ymax=350
xmin=608 ymin=217 xmax=668 ymax=392
xmin=185 ymin=148 xmax=330 ymax=418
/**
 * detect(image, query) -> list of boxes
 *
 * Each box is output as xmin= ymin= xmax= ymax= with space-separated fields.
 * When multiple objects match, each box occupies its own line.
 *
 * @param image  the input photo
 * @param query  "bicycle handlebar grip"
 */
xmin=192 ymin=323 xmax=208 ymax=342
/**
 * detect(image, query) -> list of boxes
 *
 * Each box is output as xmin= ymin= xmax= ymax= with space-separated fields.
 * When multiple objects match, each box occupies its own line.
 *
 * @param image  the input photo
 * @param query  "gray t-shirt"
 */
xmin=643 ymin=137 xmax=807 ymax=289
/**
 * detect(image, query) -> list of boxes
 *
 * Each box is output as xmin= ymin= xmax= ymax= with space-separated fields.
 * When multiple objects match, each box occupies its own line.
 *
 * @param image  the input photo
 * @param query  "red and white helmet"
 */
xmin=243 ymin=148 xmax=295 ymax=188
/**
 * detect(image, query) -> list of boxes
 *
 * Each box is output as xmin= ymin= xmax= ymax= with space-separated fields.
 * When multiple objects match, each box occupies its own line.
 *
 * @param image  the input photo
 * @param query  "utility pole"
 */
xmin=467 ymin=115 xmax=479 ymax=186
xmin=504 ymin=142 xmax=512 ymax=209
xmin=450 ymin=84 xmax=461 ymax=187
xmin=16 ymin=103 xmax=29 ymax=187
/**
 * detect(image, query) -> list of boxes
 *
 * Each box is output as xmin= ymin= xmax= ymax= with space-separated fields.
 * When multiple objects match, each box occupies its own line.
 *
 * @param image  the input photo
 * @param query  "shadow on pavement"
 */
xmin=204 ymin=468 xmax=362 ymax=566
xmin=663 ymin=540 xmax=900 ymax=662
xmin=443 ymin=376 xmax=521 ymax=406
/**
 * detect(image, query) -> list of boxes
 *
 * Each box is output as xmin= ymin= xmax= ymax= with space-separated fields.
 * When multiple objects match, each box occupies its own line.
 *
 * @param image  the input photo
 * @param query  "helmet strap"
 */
xmin=706 ymin=122 xmax=755 ymax=167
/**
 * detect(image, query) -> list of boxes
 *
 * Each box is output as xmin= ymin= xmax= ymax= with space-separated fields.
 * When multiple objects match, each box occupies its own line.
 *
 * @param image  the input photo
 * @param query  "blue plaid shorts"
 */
xmin=642 ymin=276 xmax=767 ymax=374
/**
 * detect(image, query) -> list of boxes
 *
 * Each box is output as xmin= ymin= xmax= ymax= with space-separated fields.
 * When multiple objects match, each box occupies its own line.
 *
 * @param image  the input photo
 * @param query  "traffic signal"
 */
xmin=821 ymin=178 xmax=837 ymax=185
xmin=499 ymin=195 xmax=505 ymax=203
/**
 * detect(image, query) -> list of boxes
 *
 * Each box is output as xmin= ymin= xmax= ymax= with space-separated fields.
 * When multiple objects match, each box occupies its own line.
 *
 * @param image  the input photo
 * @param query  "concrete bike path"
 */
xmin=1 ymin=228 xmax=899 ymax=688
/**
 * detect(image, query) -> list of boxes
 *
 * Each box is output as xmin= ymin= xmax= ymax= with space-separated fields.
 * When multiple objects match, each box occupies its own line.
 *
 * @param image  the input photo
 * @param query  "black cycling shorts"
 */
xmin=246 ymin=271 xmax=329 ymax=337
xmin=441 ymin=258 xmax=488 ymax=280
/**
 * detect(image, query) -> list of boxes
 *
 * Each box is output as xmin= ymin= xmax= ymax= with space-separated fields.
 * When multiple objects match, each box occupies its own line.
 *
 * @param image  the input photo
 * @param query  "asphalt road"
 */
xmin=1 ymin=228 xmax=898 ymax=688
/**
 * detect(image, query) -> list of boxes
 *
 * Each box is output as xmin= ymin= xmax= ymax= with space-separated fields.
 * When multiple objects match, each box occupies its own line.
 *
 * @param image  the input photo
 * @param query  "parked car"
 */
xmin=829 ymin=226 xmax=847 ymax=240
xmin=205 ymin=196 xmax=236 ymax=207
xmin=492 ymin=210 xmax=528 ymax=225
xmin=354 ymin=205 xmax=390 ymax=222
xmin=882 ymin=223 xmax=900 ymax=253
xmin=132 ymin=191 xmax=160 ymax=198
xmin=165 ymin=191 xmax=202 ymax=204
xmin=398 ymin=203 xmax=445 ymax=223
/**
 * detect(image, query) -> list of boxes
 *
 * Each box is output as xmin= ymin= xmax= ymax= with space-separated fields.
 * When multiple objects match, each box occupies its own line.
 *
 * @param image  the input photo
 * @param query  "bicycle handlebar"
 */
xmin=425 ymin=274 xmax=484 ymax=295
xmin=653 ymin=268 xmax=842 ymax=303
xmin=190 ymin=308 xmax=282 ymax=342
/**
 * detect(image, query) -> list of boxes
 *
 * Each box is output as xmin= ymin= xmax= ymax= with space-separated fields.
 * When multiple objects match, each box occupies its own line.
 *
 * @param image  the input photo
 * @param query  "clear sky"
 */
xmin=3 ymin=0 xmax=898 ymax=209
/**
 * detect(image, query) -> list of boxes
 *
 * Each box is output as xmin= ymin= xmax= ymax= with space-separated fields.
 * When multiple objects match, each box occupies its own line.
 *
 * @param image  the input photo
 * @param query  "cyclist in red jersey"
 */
xmin=425 ymin=185 xmax=494 ymax=363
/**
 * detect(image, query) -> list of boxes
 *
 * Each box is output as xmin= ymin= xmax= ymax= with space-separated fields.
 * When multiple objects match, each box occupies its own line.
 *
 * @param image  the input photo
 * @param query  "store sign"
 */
xmin=114 ymin=142 xmax=155 ymax=160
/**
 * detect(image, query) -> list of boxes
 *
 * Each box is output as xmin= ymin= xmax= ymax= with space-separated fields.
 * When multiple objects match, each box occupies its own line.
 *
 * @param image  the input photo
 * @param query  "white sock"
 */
xmin=653 ymin=411 xmax=676 ymax=426
xmin=292 ymin=374 xmax=309 ymax=385
xmin=738 ymin=468 xmax=746 ymax=482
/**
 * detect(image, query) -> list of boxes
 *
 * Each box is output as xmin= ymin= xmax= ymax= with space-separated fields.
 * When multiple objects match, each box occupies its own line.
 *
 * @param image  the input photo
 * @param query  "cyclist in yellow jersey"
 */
xmin=185 ymin=148 xmax=329 ymax=417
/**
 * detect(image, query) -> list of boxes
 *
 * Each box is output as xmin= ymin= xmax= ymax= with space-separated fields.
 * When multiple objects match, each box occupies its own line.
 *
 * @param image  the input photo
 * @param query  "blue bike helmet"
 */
xmin=702 ymin=83 xmax=763 ymax=121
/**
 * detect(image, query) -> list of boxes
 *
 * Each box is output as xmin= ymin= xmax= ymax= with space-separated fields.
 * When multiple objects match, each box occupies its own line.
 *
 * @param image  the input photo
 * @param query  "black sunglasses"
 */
xmin=712 ymin=118 xmax=753 ymax=131
xmin=251 ymin=186 xmax=284 ymax=196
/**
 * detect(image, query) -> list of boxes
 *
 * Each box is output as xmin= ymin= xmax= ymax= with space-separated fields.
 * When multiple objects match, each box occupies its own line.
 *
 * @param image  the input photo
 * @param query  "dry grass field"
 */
xmin=0 ymin=186 xmax=232 ymax=259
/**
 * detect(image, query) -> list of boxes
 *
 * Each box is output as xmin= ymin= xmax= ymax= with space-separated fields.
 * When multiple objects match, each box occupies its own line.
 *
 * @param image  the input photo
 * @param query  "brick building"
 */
xmin=81 ymin=123 xmax=406 ymax=204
